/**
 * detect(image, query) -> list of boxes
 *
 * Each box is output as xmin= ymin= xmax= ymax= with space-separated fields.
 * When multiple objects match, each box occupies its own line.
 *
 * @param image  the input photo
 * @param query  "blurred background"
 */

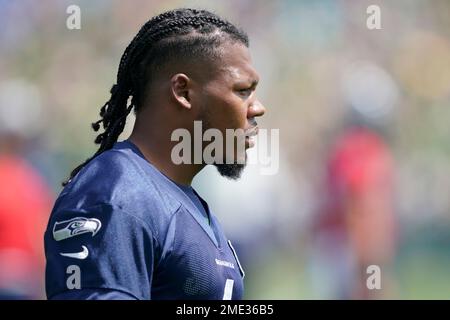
xmin=1 ymin=0 xmax=450 ymax=299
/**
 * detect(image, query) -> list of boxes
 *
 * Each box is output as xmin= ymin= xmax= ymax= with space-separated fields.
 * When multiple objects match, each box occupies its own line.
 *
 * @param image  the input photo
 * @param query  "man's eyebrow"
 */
xmin=250 ymin=79 xmax=259 ymax=87
xmin=233 ymin=77 xmax=258 ymax=88
xmin=244 ymin=78 xmax=258 ymax=88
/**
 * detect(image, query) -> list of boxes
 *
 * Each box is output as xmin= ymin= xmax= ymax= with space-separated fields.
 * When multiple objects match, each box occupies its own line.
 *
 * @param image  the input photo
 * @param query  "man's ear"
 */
xmin=170 ymin=73 xmax=192 ymax=110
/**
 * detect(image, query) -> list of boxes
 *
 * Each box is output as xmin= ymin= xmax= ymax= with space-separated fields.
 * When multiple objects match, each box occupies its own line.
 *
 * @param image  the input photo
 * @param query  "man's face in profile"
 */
xmin=194 ymin=42 xmax=265 ymax=179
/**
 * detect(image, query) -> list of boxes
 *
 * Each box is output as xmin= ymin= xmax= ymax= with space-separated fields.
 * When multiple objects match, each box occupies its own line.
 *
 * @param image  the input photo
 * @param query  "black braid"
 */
xmin=62 ymin=8 xmax=248 ymax=186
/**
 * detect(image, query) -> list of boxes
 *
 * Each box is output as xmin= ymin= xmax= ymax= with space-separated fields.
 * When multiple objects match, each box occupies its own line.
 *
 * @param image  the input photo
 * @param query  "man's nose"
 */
xmin=248 ymin=99 xmax=266 ymax=118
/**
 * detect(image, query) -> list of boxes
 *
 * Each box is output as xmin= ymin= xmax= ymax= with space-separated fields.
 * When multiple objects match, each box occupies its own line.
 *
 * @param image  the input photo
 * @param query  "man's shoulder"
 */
xmin=72 ymin=144 xmax=146 ymax=188
xmin=52 ymin=147 xmax=181 ymax=229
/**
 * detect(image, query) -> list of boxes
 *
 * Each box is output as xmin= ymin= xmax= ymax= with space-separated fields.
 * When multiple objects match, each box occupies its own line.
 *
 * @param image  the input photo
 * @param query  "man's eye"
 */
xmin=236 ymin=88 xmax=252 ymax=97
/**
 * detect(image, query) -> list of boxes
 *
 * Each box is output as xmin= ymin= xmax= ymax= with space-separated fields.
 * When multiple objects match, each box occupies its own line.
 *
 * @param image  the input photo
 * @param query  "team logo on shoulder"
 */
xmin=53 ymin=217 xmax=102 ymax=241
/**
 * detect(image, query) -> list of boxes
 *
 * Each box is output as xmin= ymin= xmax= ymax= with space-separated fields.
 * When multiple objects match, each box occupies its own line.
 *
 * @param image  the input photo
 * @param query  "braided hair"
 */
xmin=63 ymin=8 xmax=248 ymax=186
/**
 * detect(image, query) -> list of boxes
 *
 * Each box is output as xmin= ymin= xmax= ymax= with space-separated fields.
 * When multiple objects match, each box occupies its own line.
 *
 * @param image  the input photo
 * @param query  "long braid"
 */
xmin=63 ymin=8 xmax=248 ymax=186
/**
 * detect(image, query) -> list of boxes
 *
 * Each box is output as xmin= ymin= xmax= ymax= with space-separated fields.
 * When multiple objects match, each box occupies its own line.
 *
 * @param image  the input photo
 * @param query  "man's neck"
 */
xmin=128 ymin=130 xmax=204 ymax=186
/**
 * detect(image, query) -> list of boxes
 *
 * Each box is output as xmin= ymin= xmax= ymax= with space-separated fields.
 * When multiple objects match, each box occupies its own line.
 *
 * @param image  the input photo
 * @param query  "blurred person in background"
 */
xmin=0 ymin=80 xmax=53 ymax=299
xmin=310 ymin=62 xmax=399 ymax=299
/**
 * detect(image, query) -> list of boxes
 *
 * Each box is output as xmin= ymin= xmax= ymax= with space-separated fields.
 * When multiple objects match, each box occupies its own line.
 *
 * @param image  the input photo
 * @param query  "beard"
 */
xmin=213 ymin=148 xmax=248 ymax=180
xmin=213 ymin=162 xmax=246 ymax=180
xmin=200 ymin=113 xmax=248 ymax=180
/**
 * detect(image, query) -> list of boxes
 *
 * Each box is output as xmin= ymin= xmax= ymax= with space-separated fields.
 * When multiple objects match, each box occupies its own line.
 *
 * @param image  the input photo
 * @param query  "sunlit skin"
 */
xmin=129 ymin=40 xmax=266 ymax=185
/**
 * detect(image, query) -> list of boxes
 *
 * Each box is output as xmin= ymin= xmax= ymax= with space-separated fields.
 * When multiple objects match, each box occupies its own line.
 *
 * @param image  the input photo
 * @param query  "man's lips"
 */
xmin=245 ymin=127 xmax=259 ymax=148
xmin=245 ymin=126 xmax=259 ymax=137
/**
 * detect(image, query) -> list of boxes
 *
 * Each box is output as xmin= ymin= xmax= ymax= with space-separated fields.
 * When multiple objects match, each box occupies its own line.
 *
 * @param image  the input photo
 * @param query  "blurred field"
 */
xmin=246 ymin=222 xmax=450 ymax=299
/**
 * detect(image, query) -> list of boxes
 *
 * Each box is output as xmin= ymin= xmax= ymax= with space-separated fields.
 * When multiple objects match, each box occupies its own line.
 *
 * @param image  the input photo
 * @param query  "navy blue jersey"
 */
xmin=44 ymin=140 xmax=245 ymax=300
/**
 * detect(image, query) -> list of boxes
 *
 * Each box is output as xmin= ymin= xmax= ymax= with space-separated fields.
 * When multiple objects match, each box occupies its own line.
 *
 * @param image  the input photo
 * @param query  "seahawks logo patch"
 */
xmin=53 ymin=217 xmax=102 ymax=241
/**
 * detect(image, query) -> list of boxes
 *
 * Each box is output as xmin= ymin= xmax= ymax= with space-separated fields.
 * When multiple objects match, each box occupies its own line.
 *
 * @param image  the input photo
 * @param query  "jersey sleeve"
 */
xmin=44 ymin=203 xmax=157 ymax=300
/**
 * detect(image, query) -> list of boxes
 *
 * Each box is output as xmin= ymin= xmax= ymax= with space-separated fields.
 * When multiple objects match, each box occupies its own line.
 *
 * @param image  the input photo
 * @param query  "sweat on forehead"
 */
xmin=214 ymin=43 xmax=258 ymax=83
